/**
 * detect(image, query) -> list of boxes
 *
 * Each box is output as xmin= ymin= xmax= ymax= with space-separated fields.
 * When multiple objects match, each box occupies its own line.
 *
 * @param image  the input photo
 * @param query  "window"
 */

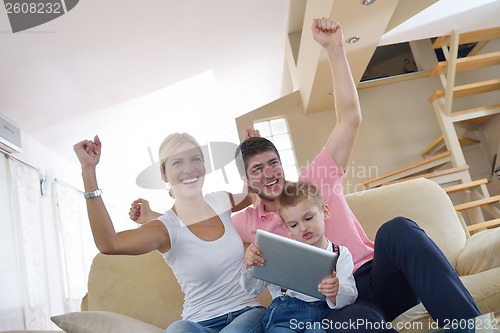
xmin=253 ymin=117 xmax=298 ymax=181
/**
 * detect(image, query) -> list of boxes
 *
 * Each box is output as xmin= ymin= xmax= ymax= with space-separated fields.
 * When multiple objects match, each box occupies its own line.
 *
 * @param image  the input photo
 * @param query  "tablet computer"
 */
xmin=251 ymin=229 xmax=338 ymax=300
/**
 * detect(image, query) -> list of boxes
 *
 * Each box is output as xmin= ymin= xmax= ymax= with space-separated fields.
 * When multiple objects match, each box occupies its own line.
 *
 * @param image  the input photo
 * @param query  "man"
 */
xmin=232 ymin=17 xmax=479 ymax=332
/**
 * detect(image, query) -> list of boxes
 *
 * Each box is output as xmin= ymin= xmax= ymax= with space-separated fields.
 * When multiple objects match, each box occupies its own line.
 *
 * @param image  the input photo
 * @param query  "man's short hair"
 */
xmin=235 ymin=137 xmax=281 ymax=177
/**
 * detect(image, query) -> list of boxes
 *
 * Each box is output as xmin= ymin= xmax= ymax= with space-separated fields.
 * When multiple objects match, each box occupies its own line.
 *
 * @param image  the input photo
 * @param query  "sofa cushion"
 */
xmin=86 ymin=251 xmax=182 ymax=329
xmin=456 ymin=227 xmax=500 ymax=275
xmin=460 ymin=267 xmax=500 ymax=314
xmin=391 ymin=302 xmax=433 ymax=333
xmin=391 ymin=303 xmax=500 ymax=333
xmin=345 ymin=179 xmax=467 ymax=268
xmin=51 ymin=311 xmax=163 ymax=333
xmin=85 ymin=247 xmax=272 ymax=329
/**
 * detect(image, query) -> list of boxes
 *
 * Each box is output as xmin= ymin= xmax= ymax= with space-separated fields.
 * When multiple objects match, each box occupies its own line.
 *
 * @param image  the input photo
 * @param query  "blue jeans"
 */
xmin=165 ymin=306 xmax=266 ymax=333
xmin=263 ymin=296 xmax=329 ymax=333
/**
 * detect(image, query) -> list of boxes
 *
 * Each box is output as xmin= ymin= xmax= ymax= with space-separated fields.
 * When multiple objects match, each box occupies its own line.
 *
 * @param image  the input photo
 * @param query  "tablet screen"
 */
xmin=251 ymin=229 xmax=338 ymax=300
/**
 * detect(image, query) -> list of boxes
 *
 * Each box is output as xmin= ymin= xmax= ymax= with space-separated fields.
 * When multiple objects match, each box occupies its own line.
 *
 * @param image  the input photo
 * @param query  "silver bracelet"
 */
xmin=84 ymin=189 xmax=103 ymax=199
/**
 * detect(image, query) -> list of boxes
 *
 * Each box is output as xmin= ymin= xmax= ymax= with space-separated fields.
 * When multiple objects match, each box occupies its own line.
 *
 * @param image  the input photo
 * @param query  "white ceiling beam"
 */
xmin=296 ymin=0 xmax=401 ymax=114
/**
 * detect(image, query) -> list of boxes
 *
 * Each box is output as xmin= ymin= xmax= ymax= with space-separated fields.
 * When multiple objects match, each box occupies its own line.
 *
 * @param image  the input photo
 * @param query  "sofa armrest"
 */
xmin=81 ymin=293 xmax=88 ymax=311
xmin=456 ymin=227 xmax=500 ymax=276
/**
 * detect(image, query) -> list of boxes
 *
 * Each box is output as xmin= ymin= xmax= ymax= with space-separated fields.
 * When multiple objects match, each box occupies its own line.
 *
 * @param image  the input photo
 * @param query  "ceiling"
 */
xmin=1 ymin=0 xmax=499 ymax=212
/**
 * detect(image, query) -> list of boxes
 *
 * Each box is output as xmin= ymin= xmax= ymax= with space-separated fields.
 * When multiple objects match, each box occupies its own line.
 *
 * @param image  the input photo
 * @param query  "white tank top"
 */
xmin=158 ymin=191 xmax=260 ymax=322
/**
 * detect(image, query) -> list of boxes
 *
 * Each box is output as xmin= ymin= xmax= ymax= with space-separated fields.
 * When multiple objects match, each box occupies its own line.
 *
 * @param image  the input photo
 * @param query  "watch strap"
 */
xmin=84 ymin=189 xmax=103 ymax=199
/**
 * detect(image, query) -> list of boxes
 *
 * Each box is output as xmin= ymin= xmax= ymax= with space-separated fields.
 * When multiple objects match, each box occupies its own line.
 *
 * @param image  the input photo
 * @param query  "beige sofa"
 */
xmin=4 ymin=178 xmax=499 ymax=333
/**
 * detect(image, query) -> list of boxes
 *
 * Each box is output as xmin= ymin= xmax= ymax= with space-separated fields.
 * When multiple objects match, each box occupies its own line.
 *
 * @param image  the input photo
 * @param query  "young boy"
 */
xmin=240 ymin=181 xmax=357 ymax=332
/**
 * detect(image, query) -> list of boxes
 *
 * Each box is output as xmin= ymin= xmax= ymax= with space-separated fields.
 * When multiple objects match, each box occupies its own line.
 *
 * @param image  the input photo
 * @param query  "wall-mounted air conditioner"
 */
xmin=0 ymin=113 xmax=22 ymax=154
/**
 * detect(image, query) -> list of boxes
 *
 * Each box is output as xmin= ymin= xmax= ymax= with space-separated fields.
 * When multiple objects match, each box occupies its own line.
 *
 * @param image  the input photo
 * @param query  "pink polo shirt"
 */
xmin=232 ymin=148 xmax=374 ymax=272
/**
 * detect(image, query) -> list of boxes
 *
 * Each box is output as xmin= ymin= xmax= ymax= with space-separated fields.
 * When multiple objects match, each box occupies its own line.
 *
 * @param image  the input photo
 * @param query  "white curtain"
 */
xmin=0 ymin=156 xmax=24 ymax=330
xmin=54 ymin=180 xmax=94 ymax=312
xmin=7 ymin=157 xmax=52 ymax=330
xmin=0 ymin=154 xmax=98 ymax=330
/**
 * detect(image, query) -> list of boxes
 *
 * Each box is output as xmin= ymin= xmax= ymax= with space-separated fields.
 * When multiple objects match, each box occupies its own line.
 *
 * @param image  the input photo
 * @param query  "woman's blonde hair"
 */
xmin=158 ymin=133 xmax=204 ymax=197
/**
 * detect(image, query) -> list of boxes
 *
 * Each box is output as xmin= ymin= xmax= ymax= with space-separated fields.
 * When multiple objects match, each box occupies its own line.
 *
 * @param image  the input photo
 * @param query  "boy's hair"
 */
xmin=276 ymin=181 xmax=324 ymax=217
xmin=234 ymin=137 xmax=281 ymax=178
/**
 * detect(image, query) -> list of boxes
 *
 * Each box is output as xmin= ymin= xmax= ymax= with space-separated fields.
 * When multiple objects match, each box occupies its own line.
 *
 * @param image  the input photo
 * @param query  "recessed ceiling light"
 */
xmin=362 ymin=0 xmax=375 ymax=5
xmin=347 ymin=36 xmax=360 ymax=44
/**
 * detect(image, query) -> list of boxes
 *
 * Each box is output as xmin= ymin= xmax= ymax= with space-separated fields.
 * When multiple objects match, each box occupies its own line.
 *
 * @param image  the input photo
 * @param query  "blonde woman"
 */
xmin=73 ymin=133 xmax=266 ymax=333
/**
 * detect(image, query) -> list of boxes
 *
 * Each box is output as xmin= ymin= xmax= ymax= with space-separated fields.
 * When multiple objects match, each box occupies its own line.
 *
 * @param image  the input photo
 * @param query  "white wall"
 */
xmin=354 ymin=75 xmax=443 ymax=183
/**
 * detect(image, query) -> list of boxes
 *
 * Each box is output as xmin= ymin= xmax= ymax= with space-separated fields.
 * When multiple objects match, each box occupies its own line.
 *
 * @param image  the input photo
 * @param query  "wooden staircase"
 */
xmin=443 ymin=179 xmax=500 ymax=233
xmin=428 ymin=27 xmax=500 ymax=168
xmin=382 ymin=165 xmax=470 ymax=187
xmin=420 ymin=135 xmax=479 ymax=158
xmin=427 ymin=26 xmax=500 ymax=231
xmin=430 ymin=51 xmax=500 ymax=77
xmin=360 ymin=152 xmax=452 ymax=189
xmin=361 ymin=27 xmax=500 ymax=233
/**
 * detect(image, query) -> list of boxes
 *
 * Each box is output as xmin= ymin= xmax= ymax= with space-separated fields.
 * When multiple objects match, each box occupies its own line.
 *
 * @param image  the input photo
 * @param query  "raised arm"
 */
xmin=312 ymin=18 xmax=362 ymax=171
xmin=74 ymin=135 xmax=169 ymax=255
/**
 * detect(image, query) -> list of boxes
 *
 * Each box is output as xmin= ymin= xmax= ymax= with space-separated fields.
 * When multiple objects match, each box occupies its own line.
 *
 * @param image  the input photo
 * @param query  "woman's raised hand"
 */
xmin=73 ymin=135 xmax=102 ymax=170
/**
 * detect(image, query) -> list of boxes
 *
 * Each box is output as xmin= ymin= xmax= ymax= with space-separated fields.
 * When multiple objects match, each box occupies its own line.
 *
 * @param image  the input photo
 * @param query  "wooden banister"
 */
xmin=420 ymin=135 xmax=446 ymax=156
xmin=431 ymin=51 xmax=500 ymax=77
xmin=450 ymin=104 xmax=500 ymax=124
xmin=454 ymin=195 xmax=500 ymax=212
xmin=443 ymin=178 xmax=488 ymax=194
xmin=467 ymin=218 xmax=500 ymax=233
xmin=432 ymin=26 xmax=500 ymax=49
xmin=420 ymin=135 xmax=480 ymax=156
xmin=382 ymin=165 xmax=469 ymax=186
xmin=428 ymin=79 xmax=500 ymax=103
xmin=361 ymin=152 xmax=451 ymax=187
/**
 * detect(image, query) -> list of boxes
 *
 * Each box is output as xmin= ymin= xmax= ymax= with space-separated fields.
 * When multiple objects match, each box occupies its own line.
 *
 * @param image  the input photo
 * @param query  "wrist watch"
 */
xmin=84 ymin=189 xmax=103 ymax=199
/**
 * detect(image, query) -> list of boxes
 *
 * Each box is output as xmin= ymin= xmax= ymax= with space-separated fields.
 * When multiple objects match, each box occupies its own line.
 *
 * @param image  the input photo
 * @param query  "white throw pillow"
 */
xmin=51 ymin=311 xmax=164 ymax=333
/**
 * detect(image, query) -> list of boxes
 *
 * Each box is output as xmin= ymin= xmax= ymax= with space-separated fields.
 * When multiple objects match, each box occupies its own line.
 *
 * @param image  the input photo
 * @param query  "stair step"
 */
xmin=383 ymin=165 xmax=470 ymax=187
xmin=431 ymin=51 xmax=500 ymax=77
xmin=454 ymin=195 xmax=500 ymax=212
xmin=361 ymin=152 xmax=451 ymax=188
xmin=443 ymin=178 xmax=488 ymax=194
xmin=451 ymin=104 xmax=500 ymax=125
xmin=420 ymin=135 xmax=480 ymax=157
xmin=428 ymin=79 xmax=500 ymax=103
xmin=432 ymin=26 xmax=500 ymax=49
xmin=467 ymin=218 xmax=500 ymax=233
